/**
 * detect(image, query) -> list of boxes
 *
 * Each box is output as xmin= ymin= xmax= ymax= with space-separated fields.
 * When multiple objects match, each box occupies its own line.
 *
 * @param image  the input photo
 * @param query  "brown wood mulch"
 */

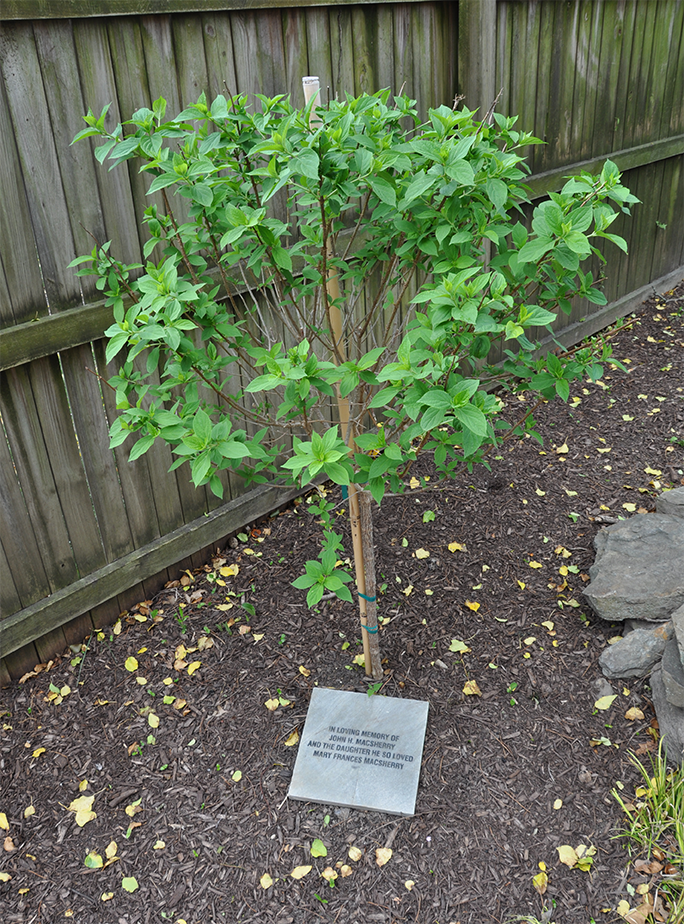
xmin=2 ymin=280 xmax=684 ymax=924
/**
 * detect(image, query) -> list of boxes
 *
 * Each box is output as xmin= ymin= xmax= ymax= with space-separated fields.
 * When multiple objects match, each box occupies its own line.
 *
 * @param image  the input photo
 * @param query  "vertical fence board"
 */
xmin=283 ymin=8 xmax=310 ymax=104
xmin=2 ymin=642 xmax=39 ymax=686
xmin=591 ymin=0 xmax=626 ymax=160
xmin=72 ymin=18 xmax=143 ymax=267
xmin=201 ymin=11 xmax=238 ymax=102
xmin=172 ymin=13 xmax=210 ymax=107
xmin=27 ymin=357 xmax=107 ymax=574
xmin=59 ymin=344 xmax=136 ymax=564
xmin=0 ymin=70 xmax=45 ymax=324
xmin=576 ymin=0 xmax=604 ymax=164
xmin=139 ymin=15 xmax=181 ymax=108
xmin=0 ymin=430 xmax=49 ymax=610
xmin=0 ymin=366 xmax=79 ymax=590
xmin=533 ymin=1 xmax=558 ymax=175
xmin=0 ymin=23 xmax=80 ymax=312
xmin=32 ymin=20 xmax=107 ymax=300
xmin=328 ymin=6 xmax=354 ymax=99
xmin=305 ymin=7 xmax=333 ymax=99
xmin=0 ymin=541 xmax=22 ymax=617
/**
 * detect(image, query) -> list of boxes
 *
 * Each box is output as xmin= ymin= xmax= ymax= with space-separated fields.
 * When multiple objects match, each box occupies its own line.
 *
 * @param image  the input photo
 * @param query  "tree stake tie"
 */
xmin=358 ymin=592 xmax=376 ymax=603
xmin=361 ymin=623 xmax=379 ymax=635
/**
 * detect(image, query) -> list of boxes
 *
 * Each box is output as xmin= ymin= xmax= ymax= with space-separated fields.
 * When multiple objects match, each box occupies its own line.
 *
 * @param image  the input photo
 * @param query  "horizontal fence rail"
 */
xmin=1 ymin=0 xmax=683 ymax=683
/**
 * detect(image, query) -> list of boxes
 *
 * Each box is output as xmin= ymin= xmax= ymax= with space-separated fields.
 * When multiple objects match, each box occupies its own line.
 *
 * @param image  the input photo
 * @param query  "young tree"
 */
xmin=71 ymin=89 xmax=637 ymax=679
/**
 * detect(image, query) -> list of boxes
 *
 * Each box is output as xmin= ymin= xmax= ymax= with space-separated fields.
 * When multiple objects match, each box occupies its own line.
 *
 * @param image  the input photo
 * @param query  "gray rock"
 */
xmin=650 ymin=664 xmax=684 ymax=765
xmin=671 ymin=603 xmax=684 ymax=665
xmin=656 ymin=487 xmax=684 ymax=519
xmin=598 ymin=621 xmax=674 ymax=679
xmin=591 ymin=677 xmax=615 ymax=699
xmin=623 ymin=618 xmax=670 ymax=636
xmin=585 ymin=514 xmax=684 ymax=621
xmin=662 ymin=638 xmax=684 ymax=708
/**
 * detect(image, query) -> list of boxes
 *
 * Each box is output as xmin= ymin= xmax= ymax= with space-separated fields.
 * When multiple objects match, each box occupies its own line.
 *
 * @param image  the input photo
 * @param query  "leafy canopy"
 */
xmin=71 ymin=89 xmax=637 ymax=605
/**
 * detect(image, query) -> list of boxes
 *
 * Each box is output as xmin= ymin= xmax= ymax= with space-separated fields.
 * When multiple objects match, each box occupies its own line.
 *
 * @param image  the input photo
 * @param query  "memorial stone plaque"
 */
xmin=288 ymin=688 xmax=429 ymax=815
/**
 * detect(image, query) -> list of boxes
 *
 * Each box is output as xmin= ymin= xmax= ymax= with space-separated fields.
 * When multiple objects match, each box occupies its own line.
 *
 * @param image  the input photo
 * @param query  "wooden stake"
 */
xmin=358 ymin=488 xmax=382 ymax=679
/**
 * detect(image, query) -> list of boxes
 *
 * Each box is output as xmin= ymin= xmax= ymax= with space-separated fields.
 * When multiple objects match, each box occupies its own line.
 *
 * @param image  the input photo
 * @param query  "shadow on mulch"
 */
xmin=2 ymin=280 xmax=684 ymax=924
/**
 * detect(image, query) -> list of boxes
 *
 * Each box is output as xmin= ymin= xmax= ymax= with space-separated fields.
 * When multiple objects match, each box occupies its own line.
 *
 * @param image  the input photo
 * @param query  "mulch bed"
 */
xmin=2 ymin=280 xmax=684 ymax=924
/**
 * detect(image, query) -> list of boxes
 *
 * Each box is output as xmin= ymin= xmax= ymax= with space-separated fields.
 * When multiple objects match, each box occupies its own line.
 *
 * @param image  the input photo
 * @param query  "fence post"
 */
xmin=457 ymin=0 xmax=497 ymax=115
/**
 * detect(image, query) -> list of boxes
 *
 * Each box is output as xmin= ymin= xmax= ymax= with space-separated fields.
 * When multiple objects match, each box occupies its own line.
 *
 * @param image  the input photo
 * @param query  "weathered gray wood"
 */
xmin=72 ymin=17 xmax=143 ymax=266
xmin=173 ymin=13 xmax=210 ymax=107
xmin=0 ymin=70 xmax=46 ymax=324
xmin=532 ymin=0 xmax=556 ymax=175
xmin=0 ymin=656 xmax=12 ymax=689
xmin=0 ymin=365 xmax=80 ymax=592
xmin=0 ymin=536 xmax=22 ymax=617
xmin=1 ymin=643 xmax=38 ymax=688
xmin=0 ymin=23 xmax=81 ymax=312
xmin=201 ymin=11 xmax=239 ymax=102
xmin=0 ymin=303 xmax=114 ymax=372
xmin=0 ymin=480 xmax=305 ymax=657
xmin=524 ymin=134 xmax=684 ymax=198
xmin=542 ymin=264 xmax=684 ymax=352
xmin=0 ymin=424 xmax=51 ymax=609
xmin=32 ymin=20 xmax=107 ymax=302
xmin=58 ymin=343 xmax=137 ymax=564
xmin=328 ymin=5 xmax=354 ymax=98
xmin=457 ymin=0 xmax=496 ymax=116
xmin=3 ymin=0 xmax=424 ymax=19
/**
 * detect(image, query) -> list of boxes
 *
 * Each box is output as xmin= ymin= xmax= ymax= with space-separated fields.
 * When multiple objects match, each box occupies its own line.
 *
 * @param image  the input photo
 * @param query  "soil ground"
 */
xmin=2 ymin=280 xmax=684 ymax=924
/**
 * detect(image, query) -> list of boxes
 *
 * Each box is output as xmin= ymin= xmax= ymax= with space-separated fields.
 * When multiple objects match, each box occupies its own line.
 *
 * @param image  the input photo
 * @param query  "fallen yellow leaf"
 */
xmin=448 ymin=541 xmax=466 ymax=552
xmin=553 ymin=799 xmax=563 ymax=810
xmin=299 ymin=665 xmax=311 ymax=677
xmin=464 ymin=600 xmax=480 ymax=612
xmin=24 ymin=806 xmax=35 ymax=819
xmin=376 ymin=847 xmax=392 ymax=867
xmin=124 ymin=657 xmax=138 ymax=672
xmin=290 ymin=865 xmax=312 ymax=880
xmin=405 ymin=880 xmax=415 ymax=891
xmin=265 ymin=699 xmax=279 ymax=711
xmin=529 ymin=561 xmax=543 ymax=569
xmin=148 ymin=712 xmax=159 ymax=728
xmin=153 ymin=840 xmax=165 ymax=850
xmin=625 ymin=707 xmax=645 ymax=721
xmin=187 ymin=661 xmax=201 ymax=676
xmin=415 ymin=548 xmax=430 ymax=559
xmin=284 ymin=729 xmax=299 ymax=747
xmin=556 ymin=443 xmax=569 ymax=454
xmin=348 ymin=846 xmax=363 ymax=862
xmin=0 ymin=814 xmax=8 ymax=831
xmin=533 ymin=870 xmax=548 ymax=895
xmin=594 ymin=695 xmax=617 ymax=711
xmin=463 ymin=680 xmax=481 ymax=696
xmin=67 ymin=795 xmax=96 ymax=827
xmin=340 ymin=864 xmax=353 ymax=877
xmin=402 ymin=585 xmax=413 ymax=596
xmin=31 ymin=748 xmax=45 ymax=759
xmin=557 ymin=844 xmax=578 ymax=867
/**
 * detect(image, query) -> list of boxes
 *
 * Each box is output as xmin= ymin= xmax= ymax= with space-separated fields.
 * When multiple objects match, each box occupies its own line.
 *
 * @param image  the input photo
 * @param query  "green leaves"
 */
xmin=75 ymin=87 xmax=634 ymax=617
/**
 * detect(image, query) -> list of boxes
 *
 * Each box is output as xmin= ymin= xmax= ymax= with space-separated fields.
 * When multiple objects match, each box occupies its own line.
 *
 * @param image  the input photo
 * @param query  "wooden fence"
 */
xmin=1 ymin=0 xmax=683 ymax=684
